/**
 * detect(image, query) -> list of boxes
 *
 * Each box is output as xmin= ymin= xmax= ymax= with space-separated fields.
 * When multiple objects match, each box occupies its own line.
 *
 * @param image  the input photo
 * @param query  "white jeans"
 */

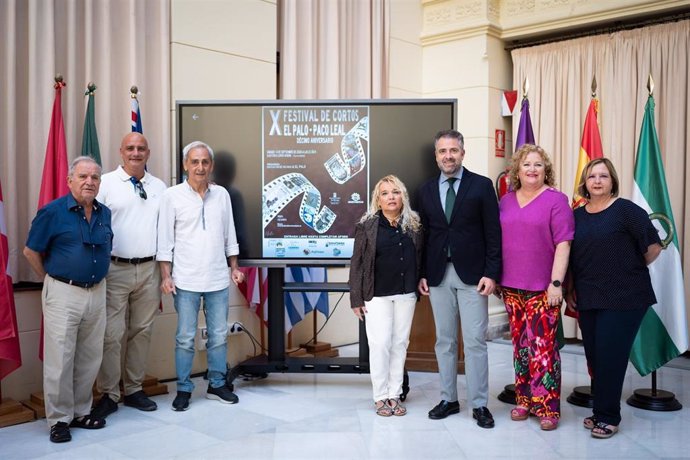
xmin=364 ymin=292 xmax=416 ymax=401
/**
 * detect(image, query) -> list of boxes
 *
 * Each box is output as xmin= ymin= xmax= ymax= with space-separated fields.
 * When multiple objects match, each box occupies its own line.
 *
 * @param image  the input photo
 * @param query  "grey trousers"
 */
xmin=428 ymin=263 xmax=489 ymax=408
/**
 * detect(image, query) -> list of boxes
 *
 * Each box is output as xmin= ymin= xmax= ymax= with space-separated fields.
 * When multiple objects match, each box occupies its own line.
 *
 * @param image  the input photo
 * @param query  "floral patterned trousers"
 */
xmin=503 ymin=287 xmax=561 ymax=418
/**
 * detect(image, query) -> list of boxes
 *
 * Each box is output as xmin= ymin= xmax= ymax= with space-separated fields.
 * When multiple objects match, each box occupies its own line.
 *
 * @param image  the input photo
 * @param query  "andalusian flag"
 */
xmin=81 ymin=83 xmax=101 ymax=165
xmin=630 ymin=94 xmax=689 ymax=376
xmin=572 ymin=98 xmax=603 ymax=208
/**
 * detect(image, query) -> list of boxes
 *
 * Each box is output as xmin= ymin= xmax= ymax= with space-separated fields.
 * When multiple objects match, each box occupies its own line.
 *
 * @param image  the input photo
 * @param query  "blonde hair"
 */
xmin=360 ymin=175 xmax=421 ymax=233
xmin=509 ymin=144 xmax=555 ymax=190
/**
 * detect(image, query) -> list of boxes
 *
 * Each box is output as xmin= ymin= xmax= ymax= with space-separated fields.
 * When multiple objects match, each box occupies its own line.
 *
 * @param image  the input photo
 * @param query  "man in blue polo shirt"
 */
xmin=24 ymin=156 xmax=113 ymax=443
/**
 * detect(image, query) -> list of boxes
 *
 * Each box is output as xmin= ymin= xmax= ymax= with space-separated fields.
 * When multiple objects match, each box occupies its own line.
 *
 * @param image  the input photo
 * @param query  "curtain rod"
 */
xmin=505 ymin=10 xmax=690 ymax=51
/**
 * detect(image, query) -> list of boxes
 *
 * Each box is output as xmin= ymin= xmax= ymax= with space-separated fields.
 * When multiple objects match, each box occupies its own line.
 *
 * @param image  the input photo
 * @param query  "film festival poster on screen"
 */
xmin=261 ymin=106 xmax=370 ymax=259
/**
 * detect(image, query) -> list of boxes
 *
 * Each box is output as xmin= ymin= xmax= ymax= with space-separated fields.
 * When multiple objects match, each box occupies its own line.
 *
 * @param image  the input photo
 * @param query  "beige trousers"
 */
xmin=96 ymin=260 xmax=160 ymax=399
xmin=42 ymin=275 xmax=106 ymax=426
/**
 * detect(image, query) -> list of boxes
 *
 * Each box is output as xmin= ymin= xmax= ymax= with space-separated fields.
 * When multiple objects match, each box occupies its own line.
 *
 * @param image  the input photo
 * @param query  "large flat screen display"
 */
xmin=177 ymin=99 xmax=456 ymax=266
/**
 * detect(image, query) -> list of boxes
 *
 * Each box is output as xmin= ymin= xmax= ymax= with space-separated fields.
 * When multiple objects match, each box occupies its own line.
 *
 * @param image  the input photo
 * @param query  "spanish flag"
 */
xmin=571 ymin=98 xmax=603 ymax=208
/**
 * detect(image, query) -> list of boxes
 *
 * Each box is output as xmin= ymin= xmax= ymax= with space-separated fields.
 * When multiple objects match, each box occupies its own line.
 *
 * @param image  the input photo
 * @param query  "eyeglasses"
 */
xmin=130 ymin=177 xmax=147 ymax=200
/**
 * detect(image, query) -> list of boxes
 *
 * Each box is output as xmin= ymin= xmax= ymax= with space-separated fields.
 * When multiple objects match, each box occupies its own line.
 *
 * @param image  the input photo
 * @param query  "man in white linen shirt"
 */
xmin=93 ymin=132 xmax=167 ymax=419
xmin=157 ymin=140 xmax=245 ymax=411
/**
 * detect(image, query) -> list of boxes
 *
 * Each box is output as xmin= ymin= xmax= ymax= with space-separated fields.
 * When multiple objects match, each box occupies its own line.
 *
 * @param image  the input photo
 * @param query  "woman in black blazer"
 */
xmin=349 ymin=175 xmax=422 ymax=417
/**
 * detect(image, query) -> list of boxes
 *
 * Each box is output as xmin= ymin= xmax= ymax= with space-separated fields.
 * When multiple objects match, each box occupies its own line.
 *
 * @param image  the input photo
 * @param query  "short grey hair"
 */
xmin=69 ymin=156 xmax=102 ymax=177
xmin=183 ymin=141 xmax=214 ymax=162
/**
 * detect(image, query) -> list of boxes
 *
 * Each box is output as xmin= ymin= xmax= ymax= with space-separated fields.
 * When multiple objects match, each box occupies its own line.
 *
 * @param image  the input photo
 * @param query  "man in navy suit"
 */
xmin=417 ymin=129 xmax=501 ymax=428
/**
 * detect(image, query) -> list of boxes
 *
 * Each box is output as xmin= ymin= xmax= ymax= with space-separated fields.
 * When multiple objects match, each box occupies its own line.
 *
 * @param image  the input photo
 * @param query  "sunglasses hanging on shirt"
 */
xmin=130 ymin=177 xmax=147 ymax=200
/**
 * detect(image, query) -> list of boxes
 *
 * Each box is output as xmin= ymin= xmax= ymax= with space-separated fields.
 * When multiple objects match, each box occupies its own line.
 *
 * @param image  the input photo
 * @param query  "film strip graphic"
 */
xmin=262 ymin=173 xmax=336 ymax=234
xmin=324 ymin=117 xmax=368 ymax=184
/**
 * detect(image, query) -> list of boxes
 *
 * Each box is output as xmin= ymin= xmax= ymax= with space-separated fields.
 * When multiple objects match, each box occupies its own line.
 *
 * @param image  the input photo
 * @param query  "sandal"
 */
xmin=510 ymin=406 xmax=529 ymax=421
xmin=50 ymin=422 xmax=72 ymax=443
xmin=375 ymin=400 xmax=393 ymax=417
xmin=387 ymin=398 xmax=407 ymax=416
xmin=591 ymin=421 xmax=618 ymax=439
xmin=70 ymin=414 xmax=106 ymax=429
xmin=540 ymin=416 xmax=559 ymax=431
xmin=583 ymin=415 xmax=597 ymax=430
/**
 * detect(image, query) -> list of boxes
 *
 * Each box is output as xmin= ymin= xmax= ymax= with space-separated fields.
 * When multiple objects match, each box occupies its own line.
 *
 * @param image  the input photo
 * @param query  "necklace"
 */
xmin=384 ymin=213 xmax=400 ymax=226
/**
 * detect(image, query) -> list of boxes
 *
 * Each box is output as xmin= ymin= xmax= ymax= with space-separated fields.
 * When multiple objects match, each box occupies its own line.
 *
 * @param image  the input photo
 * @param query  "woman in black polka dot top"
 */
xmin=567 ymin=158 xmax=661 ymax=440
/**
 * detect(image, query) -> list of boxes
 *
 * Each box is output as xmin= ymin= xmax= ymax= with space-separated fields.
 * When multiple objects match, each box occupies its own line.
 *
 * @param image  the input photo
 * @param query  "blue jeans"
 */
xmin=173 ymin=287 xmax=229 ymax=392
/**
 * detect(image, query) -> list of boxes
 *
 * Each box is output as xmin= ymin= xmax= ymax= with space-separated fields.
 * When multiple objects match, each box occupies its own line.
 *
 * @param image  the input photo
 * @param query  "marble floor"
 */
xmin=2 ymin=341 xmax=689 ymax=460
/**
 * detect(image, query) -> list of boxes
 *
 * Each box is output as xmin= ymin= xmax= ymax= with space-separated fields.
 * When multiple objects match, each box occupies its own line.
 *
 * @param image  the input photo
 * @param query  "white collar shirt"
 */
xmin=97 ymin=165 xmax=167 ymax=258
xmin=157 ymin=181 xmax=240 ymax=292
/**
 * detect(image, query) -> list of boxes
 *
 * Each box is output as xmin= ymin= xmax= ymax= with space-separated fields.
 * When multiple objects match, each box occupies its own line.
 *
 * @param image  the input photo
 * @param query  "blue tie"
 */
xmin=445 ymin=178 xmax=457 ymax=223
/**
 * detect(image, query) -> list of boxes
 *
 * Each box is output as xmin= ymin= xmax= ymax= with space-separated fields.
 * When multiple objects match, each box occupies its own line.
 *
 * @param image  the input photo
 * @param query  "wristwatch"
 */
xmin=551 ymin=280 xmax=562 ymax=288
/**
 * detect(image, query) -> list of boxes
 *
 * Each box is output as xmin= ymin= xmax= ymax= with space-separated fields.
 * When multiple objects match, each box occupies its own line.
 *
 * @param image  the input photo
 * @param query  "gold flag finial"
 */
xmin=130 ymin=85 xmax=139 ymax=98
xmin=647 ymin=75 xmax=654 ymax=96
xmin=55 ymin=74 xmax=63 ymax=83
xmin=591 ymin=75 xmax=597 ymax=98
xmin=522 ymin=77 xmax=529 ymax=98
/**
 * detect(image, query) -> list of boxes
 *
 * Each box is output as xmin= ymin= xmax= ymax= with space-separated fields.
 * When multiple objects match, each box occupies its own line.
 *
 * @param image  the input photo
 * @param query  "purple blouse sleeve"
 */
xmin=550 ymin=191 xmax=575 ymax=245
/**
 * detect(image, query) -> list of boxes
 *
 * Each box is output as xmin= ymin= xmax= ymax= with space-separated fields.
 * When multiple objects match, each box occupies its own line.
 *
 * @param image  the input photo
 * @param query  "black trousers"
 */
xmin=578 ymin=307 xmax=648 ymax=426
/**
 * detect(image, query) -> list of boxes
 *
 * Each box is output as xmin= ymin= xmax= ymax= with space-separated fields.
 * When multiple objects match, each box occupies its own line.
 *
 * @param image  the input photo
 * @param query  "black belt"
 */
xmin=447 ymin=257 xmax=452 ymax=262
xmin=51 ymin=275 xmax=98 ymax=289
xmin=111 ymin=256 xmax=156 ymax=264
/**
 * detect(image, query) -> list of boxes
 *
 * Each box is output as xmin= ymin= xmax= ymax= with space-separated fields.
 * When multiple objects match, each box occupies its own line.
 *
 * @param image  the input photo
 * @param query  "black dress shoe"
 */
xmin=428 ymin=400 xmax=460 ymax=420
xmin=124 ymin=390 xmax=158 ymax=412
xmin=472 ymin=406 xmax=495 ymax=428
xmin=91 ymin=394 xmax=118 ymax=419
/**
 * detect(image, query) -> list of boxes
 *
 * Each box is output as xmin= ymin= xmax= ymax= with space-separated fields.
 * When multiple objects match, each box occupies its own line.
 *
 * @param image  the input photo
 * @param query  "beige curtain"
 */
xmin=279 ymin=0 xmax=389 ymax=99
xmin=512 ymin=20 xmax=690 ymax=337
xmin=0 ymin=0 xmax=171 ymax=281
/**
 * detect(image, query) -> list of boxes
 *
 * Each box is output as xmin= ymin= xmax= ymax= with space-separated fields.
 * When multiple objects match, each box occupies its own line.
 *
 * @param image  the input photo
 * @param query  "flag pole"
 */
xmin=523 ymin=77 xmax=529 ymax=99
xmin=566 ymin=74 xmax=601 ymax=409
xmin=626 ymin=74 xmax=682 ymax=411
xmin=497 ymin=77 xmax=529 ymax=406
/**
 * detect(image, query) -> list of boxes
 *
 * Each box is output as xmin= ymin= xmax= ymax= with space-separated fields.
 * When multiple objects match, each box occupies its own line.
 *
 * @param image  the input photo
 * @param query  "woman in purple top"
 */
xmin=497 ymin=144 xmax=574 ymax=431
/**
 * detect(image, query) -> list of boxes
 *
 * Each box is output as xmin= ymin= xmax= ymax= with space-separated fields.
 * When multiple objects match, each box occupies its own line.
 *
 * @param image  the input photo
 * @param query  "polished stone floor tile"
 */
xmin=1 ymin=341 xmax=687 ymax=459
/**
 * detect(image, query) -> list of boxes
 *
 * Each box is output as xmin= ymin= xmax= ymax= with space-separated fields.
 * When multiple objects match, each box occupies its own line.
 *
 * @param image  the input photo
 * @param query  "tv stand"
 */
xmin=226 ymin=267 xmax=370 ymax=386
